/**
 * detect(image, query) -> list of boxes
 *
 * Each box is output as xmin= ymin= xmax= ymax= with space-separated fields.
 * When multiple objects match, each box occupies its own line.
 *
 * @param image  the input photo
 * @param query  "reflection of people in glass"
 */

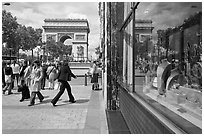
xmin=158 ymin=58 xmax=171 ymax=96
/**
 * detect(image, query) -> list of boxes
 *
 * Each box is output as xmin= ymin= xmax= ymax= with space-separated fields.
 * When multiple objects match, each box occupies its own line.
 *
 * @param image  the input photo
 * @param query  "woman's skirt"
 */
xmin=91 ymin=73 xmax=98 ymax=83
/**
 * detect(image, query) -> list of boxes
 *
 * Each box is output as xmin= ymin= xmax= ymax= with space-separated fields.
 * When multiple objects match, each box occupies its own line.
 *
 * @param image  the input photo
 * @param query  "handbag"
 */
xmin=54 ymin=82 xmax=60 ymax=90
xmin=47 ymin=67 xmax=54 ymax=79
xmin=5 ymin=75 xmax=12 ymax=83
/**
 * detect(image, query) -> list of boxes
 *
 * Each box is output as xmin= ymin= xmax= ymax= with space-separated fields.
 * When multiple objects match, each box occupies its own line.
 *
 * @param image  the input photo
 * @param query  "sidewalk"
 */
xmin=2 ymin=79 xmax=108 ymax=134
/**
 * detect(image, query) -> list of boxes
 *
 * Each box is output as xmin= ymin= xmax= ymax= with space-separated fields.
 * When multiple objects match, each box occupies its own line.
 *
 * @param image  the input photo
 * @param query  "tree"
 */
xmin=16 ymin=25 xmax=28 ymax=51
xmin=2 ymin=10 xmax=19 ymax=54
xmin=65 ymin=45 xmax=72 ymax=56
xmin=46 ymin=40 xmax=59 ymax=58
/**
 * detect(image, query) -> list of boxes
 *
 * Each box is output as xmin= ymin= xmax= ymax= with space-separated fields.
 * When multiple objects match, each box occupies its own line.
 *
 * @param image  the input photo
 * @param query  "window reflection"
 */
xmin=123 ymin=16 xmax=133 ymax=92
xmin=134 ymin=2 xmax=202 ymax=128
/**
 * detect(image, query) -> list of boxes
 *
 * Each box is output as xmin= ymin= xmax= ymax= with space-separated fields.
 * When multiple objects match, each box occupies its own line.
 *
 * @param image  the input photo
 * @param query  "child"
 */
xmin=18 ymin=79 xmax=30 ymax=102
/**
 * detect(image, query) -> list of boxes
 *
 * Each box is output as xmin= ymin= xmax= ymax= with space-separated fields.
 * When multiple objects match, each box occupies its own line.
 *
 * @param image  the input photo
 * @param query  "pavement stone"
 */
xmin=2 ymin=79 xmax=108 ymax=134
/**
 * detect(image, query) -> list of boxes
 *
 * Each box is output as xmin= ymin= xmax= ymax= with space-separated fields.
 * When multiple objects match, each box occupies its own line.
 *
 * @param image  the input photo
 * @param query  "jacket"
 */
xmin=57 ymin=65 xmax=76 ymax=81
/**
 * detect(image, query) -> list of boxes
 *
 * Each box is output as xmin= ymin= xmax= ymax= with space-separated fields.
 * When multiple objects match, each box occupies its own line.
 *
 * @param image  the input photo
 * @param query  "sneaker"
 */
xmin=28 ymin=104 xmax=34 ymax=106
xmin=19 ymin=99 xmax=24 ymax=102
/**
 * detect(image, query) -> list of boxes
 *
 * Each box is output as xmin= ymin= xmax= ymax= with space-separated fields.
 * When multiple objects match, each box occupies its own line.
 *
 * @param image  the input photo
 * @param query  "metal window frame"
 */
xmin=119 ymin=2 xmax=140 ymax=92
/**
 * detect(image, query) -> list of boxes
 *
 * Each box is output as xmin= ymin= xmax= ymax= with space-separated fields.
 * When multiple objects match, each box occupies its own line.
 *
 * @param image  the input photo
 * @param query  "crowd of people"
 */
xmin=2 ymin=59 xmax=77 ymax=106
xmin=2 ymin=59 xmax=101 ymax=107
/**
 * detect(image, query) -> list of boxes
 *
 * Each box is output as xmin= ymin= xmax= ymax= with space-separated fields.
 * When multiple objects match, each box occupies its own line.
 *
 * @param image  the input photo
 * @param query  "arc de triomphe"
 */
xmin=42 ymin=18 xmax=90 ymax=61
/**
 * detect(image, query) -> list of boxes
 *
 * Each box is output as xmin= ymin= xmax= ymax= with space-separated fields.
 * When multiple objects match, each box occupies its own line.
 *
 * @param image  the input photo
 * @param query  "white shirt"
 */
xmin=11 ymin=63 xmax=20 ymax=74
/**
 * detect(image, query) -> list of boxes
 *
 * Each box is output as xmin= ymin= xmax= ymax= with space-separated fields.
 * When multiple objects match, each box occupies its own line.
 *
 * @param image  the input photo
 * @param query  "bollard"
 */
xmin=85 ymin=74 xmax=87 ymax=86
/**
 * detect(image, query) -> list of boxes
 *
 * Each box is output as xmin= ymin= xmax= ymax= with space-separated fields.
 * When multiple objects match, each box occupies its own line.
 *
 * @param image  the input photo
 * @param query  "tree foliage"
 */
xmin=2 ymin=10 xmax=42 ymax=58
xmin=2 ymin=10 xmax=18 ymax=51
xmin=46 ymin=40 xmax=73 ymax=59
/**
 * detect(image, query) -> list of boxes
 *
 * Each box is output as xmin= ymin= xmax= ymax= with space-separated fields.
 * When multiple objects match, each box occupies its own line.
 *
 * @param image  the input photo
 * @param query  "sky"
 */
xmin=2 ymin=1 xmax=202 ymax=56
xmin=2 ymin=1 xmax=100 ymax=58
xmin=136 ymin=2 xmax=202 ymax=42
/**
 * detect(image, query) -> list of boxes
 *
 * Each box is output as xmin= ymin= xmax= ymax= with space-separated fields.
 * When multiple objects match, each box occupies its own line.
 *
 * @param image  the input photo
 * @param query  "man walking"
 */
xmin=51 ymin=60 xmax=77 ymax=106
xmin=41 ymin=62 xmax=47 ymax=90
xmin=3 ymin=62 xmax=13 ymax=95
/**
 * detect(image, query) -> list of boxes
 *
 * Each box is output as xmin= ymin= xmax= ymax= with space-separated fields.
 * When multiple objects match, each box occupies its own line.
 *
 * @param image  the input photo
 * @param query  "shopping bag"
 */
xmin=5 ymin=75 xmax=12 ymax=83
xmin=54 ymin=82 xmax=60 ymax=90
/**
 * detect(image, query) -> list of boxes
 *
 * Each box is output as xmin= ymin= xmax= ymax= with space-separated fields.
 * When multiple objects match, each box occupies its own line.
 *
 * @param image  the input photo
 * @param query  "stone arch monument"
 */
xmin=42 ymin=18 xmax=90 ymax=61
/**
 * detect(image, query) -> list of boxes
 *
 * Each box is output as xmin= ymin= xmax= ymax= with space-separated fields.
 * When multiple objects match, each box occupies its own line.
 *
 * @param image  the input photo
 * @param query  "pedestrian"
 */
xmin=19 ymin=60 xmax=28 ymax=87
xmin=51 ymin=60 xmax=77 ymax=106
xmin=54 ymin=62 xmax=61 ymax=90
xmin=2 ymin=61 xmax=6 ymax=88
xmin=18 ymin=78 xmax=30 ymax=102
xmin=28 ymin=60 xmax=44 ymax=106
xmin=47 ymin=63 xmax=57 ymax=90
xmin=91 ymin=61 xmax=99 ymax=90
xmin=23 ymin=61 xmax=32 ymax=87
xmin=41 ymin=62 xmax=48 ymax=90
xmin=87 ymin=62 xmax=94 ymax=78
xmin=10 ymin=60 xmax=20 ymax=88
xmin=3 ymin=62 xmax=13 ymax=95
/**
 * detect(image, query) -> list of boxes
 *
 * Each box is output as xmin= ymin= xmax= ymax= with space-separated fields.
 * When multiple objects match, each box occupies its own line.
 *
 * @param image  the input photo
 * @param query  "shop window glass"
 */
xmin=124 ymin=3 xmax=134 ymax=21
xmin=183 ymin=25 xmax=202 ymax=90
xmin=134 ymin=2 xmax=202 ymax=130
xmin=122 ymin=14 xmax=133 ymax=92
xmin=168 ymin=32 xmax=181 ymax=63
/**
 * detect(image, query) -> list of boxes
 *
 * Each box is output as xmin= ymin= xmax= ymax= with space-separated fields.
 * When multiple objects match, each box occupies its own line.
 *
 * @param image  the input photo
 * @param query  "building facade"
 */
xmin=99 ymin=2 xmax=202 ymax=134
xmin=42 ymin=18 xmax=90 ymax=61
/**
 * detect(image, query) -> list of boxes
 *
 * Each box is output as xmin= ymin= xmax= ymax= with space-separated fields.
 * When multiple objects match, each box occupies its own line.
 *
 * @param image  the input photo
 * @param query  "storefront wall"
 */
xmin=119 ymin=2 xmax=179 ymax=133
xmin=110 ymin=2 xmax=201 ymax=134
xmin=99 ymin=2 xmax=202 ymax=134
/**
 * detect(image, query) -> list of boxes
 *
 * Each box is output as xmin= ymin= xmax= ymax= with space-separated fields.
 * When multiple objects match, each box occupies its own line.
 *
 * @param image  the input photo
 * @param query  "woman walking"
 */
xmin=51 ymin=60 xmax=77 ymax=106
xmin=19 ymin=61 xmax=28 ymax=86
xmin=91 ymin=61 xmax=99 ymax=90
xmin=28 ymin=60 xmax=44 ymax=106
xmin=47 ymin=64 xmax=57 ymax=90
xmin=24 ymin=61 xmax=32 ymax=87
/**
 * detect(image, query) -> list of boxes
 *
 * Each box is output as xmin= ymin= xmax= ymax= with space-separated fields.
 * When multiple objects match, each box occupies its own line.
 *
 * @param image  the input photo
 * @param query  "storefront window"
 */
xmin=168 ymin=31 xmax=181 ymax=63
xmin=120 ymin=3 xmax=135 ymax=92
xmin=122 ymin=18 xmax=133 ymax=92
xmin=184 ymin=24 xmax=202 ymax=90
xmin=134 ymin=2 xmax=202 ymax=130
